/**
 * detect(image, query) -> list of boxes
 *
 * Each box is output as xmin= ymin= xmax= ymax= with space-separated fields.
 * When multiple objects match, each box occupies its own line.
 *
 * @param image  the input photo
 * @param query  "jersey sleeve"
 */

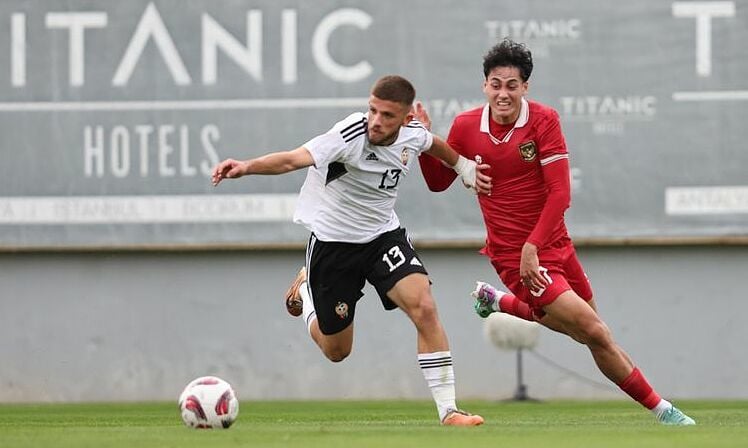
xmin=536 ymin=108 xmax=568 ymax=164
xmin=526 ymin=110 xmax=571 ymax=248
xmin=417 ymin=119 xmax=462 ymax=192
xmin=406 ymin=120 xmax=434 ymax=155
xmin=303 ymin=112 xmax=366 ymax=167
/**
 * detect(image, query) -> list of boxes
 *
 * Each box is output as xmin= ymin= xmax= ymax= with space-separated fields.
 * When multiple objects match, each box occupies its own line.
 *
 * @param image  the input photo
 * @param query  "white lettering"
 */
xmin=559 ymin=96 xmax=657 ymax=116
xmin=312 ymin=8 xmax=372 ymax=83
xmin=11 ymin=13 xmax=26 ymax=87
xmin=82 ymin=124 xmax=220 ymax=178
xmin=158 ymin=125 xmax=176 ymax=176
xmin=484 ymin=19 xmax=581 ymax=40
xmin=200 ymin=125 xmax=221 ymax=176
xmin=179 ymin=125 xmax=197 ymax=176
xmin=281 ymin=9 xmax=298 ymax=84
xmin=135 ymin=125 xmax=154 ymax=176
xmin=45 ymin=12 xmax=108 ymax=86
xmin=84 ymin=126 xmax=105 ymax=177
xmin=112 ymin=2 xmax=191 ymax=86
xmin=202 ymin=11 xmax=262 ymax=85
xmin=672 ymin=1 xmax=736 ymax=77
xmin=110 ymin=126 xmax=130 ymax=178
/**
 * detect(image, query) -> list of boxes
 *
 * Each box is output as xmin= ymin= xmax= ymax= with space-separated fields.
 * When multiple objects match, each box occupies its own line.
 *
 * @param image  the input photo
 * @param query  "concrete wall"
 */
xmin=1 ymin=245 xmax=745 ymax=402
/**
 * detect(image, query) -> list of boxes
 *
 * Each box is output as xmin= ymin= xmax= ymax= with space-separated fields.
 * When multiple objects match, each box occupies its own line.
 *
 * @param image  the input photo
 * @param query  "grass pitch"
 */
xmin=0 ymin=400 xmax=746 ymax=448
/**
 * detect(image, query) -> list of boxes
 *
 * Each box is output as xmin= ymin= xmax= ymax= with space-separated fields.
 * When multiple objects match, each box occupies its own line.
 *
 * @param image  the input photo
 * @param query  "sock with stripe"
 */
xmin=418 ymin=351 xmax=456 ymax=422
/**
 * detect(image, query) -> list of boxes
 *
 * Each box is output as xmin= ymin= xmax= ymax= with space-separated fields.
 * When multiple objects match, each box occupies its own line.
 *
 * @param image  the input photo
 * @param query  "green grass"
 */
xmin=0 ymin=400 xmax=746 ymax=448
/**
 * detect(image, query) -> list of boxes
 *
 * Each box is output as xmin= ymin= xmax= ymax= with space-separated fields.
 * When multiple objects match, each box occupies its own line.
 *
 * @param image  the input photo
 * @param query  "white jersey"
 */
xmin=293 ymin=112 xmax=434 ymax=243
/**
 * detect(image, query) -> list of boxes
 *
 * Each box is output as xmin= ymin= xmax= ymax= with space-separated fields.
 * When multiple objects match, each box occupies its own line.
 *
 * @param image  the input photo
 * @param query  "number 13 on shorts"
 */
xmin=382 ymin=245 xmax=406 ymax=272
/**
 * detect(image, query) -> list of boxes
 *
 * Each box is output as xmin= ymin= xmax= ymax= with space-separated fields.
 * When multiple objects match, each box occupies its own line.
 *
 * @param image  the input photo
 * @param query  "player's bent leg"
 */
xmin=284 ymin=266 xmax=354 ymax=362
xmin=388 ymin=273 xmax=483 ymax=426
xmin=312 ymin=324 xmax=354 ymax=363
xmin=388 ymin=273 xmax=448 ymax=352
xmin=542 ymin=290 xmax=633 ymax=383
xmin=543 ymin=292 xmax=694 ymax=424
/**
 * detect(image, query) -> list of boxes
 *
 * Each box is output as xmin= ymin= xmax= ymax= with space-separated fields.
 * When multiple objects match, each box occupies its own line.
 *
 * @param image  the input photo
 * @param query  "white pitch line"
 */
xmin=0 ymin=97 xmax=370 ymax=112
xmin=672 ymin=90 xmax=748 ymax=102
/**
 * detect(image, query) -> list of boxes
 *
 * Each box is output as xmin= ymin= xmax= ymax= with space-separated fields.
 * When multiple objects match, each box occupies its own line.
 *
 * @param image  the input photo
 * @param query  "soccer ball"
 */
xmin=178 ymin=376 xmax=239 ymax=429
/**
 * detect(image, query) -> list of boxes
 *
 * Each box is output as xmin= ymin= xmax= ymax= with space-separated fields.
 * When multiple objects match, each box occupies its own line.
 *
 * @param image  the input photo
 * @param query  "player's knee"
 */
xmin=406 ymin=294 xmax=438 ymax=325
xmin=323 ymin=346 xmax=351 ymax=363
xmin=576 ymin=319 xmax=612 ymax=348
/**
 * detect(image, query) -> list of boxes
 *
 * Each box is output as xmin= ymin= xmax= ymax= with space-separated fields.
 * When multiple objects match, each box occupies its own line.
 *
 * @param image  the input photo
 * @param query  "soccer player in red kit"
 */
xmin=417 ymin=38 xmax=695 ymax=425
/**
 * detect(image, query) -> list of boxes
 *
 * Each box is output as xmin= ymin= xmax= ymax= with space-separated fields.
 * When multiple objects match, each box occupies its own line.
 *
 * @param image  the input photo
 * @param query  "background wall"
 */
xmin=1 ymin=245 xmax=745 ymax=402
xmin=1 ymin=0 xmax=747 ymax=247
xmin=0 ymin=0 xmax=746 ymax=402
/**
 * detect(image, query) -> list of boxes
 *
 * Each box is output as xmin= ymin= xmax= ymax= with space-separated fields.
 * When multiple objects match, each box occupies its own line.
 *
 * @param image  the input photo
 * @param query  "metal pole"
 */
xmin=514 ymin=348 xmax=528 ymax=401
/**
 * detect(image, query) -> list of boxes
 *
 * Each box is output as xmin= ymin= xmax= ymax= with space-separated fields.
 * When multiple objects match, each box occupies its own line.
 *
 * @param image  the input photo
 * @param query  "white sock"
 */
xmin=299 ymin=281 xmax=317 ymax=335
xmin=652 ymin=399 xmax=672 ymax=419
xmin=418 ymin=351 xmax=456 ymax=422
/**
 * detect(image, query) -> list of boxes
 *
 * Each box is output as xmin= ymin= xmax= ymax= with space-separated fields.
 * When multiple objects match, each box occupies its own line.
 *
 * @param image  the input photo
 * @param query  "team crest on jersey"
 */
xmin=400 ymin=148 xmax=410 ymax=165
xmin=518 ymin=141 xmax=537 ymax=162
xmin=335 ymin=301 xmax=349 ymax=319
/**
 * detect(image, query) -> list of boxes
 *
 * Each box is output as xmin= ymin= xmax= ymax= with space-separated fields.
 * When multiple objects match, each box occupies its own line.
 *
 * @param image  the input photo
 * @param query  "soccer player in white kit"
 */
xmin=212 ymin=75 xmax=491 ymax=426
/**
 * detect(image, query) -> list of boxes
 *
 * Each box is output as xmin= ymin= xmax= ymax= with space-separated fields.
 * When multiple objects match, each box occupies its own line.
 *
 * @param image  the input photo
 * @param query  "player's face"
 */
xmin=367 ymin=95 xmax=413 ymax=146
xmin=483 ymin=66 xmax=528 ymax=125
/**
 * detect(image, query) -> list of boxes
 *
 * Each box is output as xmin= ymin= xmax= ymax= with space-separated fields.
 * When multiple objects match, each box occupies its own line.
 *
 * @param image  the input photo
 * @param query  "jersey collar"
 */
xmin=480 ymin=97 xmax=529 ymax=144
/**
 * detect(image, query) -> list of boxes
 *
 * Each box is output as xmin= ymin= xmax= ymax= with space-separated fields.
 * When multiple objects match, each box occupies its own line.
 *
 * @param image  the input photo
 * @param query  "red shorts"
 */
xmin=488 ymin=242 xmax=593 ymax=317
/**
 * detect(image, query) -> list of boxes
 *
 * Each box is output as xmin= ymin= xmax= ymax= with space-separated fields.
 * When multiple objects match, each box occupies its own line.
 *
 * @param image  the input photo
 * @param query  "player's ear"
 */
xmin=403 ymin=105 xmax=414 ymax=125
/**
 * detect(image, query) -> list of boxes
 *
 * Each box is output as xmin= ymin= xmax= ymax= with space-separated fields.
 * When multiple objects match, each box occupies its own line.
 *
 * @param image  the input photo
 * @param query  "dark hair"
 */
xmin=483 ymin=38 xmax=533 ymax=82
xmin=371 ymin=75 xmax=416 ymax=106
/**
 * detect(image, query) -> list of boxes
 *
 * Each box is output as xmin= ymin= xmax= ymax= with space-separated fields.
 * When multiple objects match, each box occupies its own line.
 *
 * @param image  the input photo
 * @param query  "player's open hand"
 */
xmin=211 ymin=159 xmax=248 ymax=186
xmin=412 ymin=101 xmax=432 ymax=130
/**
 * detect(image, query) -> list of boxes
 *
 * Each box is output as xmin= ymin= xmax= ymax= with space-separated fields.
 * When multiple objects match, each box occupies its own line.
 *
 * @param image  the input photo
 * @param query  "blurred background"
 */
xmin=0 ymin=0 xmax=746 ymax=402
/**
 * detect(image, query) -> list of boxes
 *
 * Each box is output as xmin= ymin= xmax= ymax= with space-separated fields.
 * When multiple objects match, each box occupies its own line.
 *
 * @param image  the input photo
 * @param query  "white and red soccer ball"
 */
xmin=178 ymin=376 xmax=239 ymax=429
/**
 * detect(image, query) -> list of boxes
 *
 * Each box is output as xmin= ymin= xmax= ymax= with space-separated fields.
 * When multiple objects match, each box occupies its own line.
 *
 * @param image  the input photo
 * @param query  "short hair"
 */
xmin=483 ymin=38 xmax=533 ymax=82
xmin=370 ymin=75 xmax=416 ymax=106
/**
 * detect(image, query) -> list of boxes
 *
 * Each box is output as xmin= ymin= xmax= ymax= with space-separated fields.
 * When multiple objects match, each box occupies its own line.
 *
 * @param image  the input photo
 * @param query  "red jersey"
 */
xmin=420 ymin=99 xmax=572 ymax=258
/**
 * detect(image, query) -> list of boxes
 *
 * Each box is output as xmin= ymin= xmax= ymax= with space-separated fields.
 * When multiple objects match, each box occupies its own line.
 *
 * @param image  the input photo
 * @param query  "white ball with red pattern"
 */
xmin=178 ymin=376 xmax=239 ymax=429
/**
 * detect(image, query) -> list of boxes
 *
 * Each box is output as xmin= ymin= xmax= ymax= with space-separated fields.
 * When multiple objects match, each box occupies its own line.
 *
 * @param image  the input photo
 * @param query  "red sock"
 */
xmin=617 ymin=367 xmax=661 ymax=409
xmin=498 ymin=294 xmax=535 ymax=321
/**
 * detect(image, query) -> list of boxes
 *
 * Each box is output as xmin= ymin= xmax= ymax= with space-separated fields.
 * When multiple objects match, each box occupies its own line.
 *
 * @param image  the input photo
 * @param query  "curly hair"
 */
xmin=483 ymin=38 xmax=533 ymax=82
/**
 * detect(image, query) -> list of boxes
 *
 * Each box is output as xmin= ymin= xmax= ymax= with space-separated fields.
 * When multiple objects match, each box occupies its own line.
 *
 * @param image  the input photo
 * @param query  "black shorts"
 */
xmin=304 ymin=227 xmax=428 ymax=335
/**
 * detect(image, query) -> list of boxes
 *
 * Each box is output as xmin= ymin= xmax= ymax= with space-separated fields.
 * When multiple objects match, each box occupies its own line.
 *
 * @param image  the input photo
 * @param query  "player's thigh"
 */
xmin=384 ymin=272 xmax=432 ymax=316
xmin=542 ymin=289 xmax=602 ymax=334
xmin=307 ymin=236 xmax=366 ymax=335
xmin=364 ymin=228 xmax=429 ymax=311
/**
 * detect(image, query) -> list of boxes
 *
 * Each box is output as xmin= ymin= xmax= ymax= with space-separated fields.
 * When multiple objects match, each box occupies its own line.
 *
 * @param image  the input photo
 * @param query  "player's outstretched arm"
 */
xmin=212 ymin=147 xmax=315 ymax=186
xmin=424 ymin=137 xmax=492 ymax=194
